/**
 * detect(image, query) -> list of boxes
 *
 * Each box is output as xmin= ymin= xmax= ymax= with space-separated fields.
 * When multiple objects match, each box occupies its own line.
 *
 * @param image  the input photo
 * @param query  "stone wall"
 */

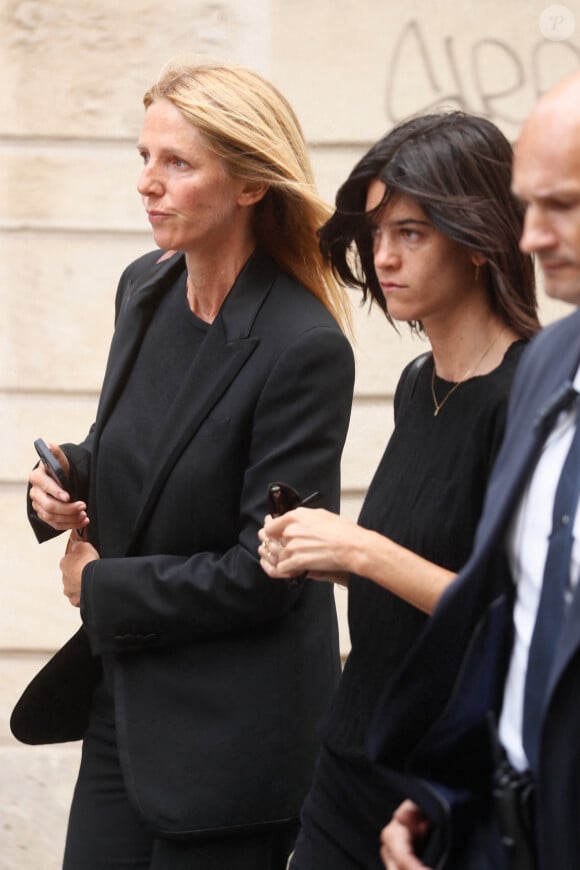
xmin=0 ymin=0 xmax=577 ymax=865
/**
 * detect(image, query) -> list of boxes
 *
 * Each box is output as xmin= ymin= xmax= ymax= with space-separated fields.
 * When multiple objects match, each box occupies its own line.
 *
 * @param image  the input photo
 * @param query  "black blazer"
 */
xmin=14 ymin=248 xmax=355 ymax=838
xmin=369 ymin=308 xmax=580 ymax=869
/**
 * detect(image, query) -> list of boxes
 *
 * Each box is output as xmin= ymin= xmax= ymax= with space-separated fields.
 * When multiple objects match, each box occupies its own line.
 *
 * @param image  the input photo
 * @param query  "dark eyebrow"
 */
xmin=390 ymin=218 xmax=431 ymax=228
xmin=367 ymin=214 xmax=430 ymax=226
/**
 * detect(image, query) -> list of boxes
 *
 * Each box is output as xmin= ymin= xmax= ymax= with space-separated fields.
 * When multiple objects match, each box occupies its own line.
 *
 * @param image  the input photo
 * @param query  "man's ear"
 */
xmin=238 ymin=181 xmax=269 ymax=207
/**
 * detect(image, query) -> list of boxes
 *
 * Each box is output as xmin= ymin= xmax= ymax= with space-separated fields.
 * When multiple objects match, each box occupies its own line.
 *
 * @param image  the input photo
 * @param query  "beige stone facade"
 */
xmin=1 ymin=0 xmax=578 ymax=865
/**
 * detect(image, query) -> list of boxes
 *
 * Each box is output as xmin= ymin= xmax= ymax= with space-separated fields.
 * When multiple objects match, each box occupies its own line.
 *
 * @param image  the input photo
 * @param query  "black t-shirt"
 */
xmin=322 ymin=340 xmax=527 ymax=756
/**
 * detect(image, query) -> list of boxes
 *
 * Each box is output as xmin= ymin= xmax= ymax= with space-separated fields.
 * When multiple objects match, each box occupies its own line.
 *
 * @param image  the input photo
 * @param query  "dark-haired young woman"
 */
xmin=258 ymin=112 xmax=540 ymax=869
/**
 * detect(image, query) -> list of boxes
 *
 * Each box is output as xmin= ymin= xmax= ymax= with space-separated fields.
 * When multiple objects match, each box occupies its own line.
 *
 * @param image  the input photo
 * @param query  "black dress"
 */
xmin=290 ymin=341 xmax=526 ymax=870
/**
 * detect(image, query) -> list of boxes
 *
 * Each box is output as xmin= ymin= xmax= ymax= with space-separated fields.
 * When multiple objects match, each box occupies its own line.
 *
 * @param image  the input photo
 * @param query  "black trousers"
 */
xmin=64 ymin=682 xmax=298 ymax=869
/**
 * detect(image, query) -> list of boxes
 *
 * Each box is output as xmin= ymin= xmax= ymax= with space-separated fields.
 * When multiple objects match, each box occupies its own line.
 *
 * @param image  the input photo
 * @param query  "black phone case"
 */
xmin=33 ymin=438 xmax=68 ymax=489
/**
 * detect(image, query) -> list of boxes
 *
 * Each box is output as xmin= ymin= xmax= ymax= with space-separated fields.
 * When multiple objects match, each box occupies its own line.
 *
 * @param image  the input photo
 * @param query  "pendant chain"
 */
xmin=431 ymin=329 xmax=504 ymax=417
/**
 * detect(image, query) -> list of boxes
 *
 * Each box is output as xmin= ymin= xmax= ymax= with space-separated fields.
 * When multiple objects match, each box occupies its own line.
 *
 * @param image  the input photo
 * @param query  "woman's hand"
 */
xmin=258 ymin=507 xmax=356 ymax=586
xmin=29 ymin=442 xmax=89 ymax=533
xmin=59 ymin=532 xmax=100 ymax=607
xmin=259 ymin=507 xmax=454 ymax=613
xmin=380 ymin=801 xmax=432 ymax=870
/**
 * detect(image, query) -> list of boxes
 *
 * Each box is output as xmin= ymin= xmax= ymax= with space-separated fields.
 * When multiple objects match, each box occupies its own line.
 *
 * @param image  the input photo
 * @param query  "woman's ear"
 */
xmin=238 ymin=181 xmax=269 ymax=207
xmin=471 ymin=253 xmax=487 ymax=267
xmin=470 ymin=253 xmax=487 ymax=284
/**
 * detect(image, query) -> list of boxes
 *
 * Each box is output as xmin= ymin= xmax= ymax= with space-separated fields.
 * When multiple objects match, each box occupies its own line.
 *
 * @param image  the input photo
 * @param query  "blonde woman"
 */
xmin=15 ymin=60 xmax=354 ymax=869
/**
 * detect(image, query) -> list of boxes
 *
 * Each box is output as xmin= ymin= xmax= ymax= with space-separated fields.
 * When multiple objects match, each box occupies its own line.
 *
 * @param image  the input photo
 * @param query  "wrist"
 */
xmin=349 ymin=526 xmax=376 ymax=578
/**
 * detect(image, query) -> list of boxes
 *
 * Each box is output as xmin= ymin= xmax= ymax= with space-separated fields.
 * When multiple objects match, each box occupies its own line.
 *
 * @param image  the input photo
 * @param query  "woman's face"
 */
xmin=365 ymin=180 xmax=478 ymax=328
xmin=137 ymin=99 xmax=251 ymax=256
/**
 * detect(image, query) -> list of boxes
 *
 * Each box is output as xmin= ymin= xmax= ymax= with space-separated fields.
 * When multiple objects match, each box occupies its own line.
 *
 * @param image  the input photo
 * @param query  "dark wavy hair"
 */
xmin=318 ymin=112 xmax=539 ymax=337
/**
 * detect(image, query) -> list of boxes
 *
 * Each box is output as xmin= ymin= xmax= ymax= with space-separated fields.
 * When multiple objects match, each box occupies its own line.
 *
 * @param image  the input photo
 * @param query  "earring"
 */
xmin=474 ymin=262 xmax=480 ymax=283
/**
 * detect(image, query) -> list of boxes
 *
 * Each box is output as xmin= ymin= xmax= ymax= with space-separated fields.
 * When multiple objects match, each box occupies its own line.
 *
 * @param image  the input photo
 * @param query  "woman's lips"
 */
xmin=147 ymin=210 xmax=172 ymax=222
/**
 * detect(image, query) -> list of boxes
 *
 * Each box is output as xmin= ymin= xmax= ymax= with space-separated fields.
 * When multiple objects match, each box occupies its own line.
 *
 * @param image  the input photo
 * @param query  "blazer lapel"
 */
xmin=470 ymin=327 xmax=580 ymax=572
xmin=546 ymin=463 xmax=580 ymax=710
xmin=127 ymin=249 xmax=278 ymax=548
xmin=94 ymin=253 xmax=186 ymax=434
xmin=504 ymin=315 xmax=580 ymax=731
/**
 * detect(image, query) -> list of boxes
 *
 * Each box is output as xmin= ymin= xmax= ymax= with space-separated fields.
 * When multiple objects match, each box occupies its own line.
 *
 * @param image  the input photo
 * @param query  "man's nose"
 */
xmin=519 ymin=206 xmax=557 ymax=254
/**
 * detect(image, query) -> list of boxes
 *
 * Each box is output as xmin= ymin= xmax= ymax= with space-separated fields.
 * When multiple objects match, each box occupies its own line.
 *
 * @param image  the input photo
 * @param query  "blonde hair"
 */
xmin=143 ymin=60 xmax=352 ymax=335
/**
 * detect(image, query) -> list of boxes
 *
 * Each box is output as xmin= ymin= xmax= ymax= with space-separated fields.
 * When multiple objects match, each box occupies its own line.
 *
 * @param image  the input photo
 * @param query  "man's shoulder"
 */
xmin=511 ymin=307 xmax=580 ymax=388
xmin=527 ymin=306 xmax=580 ymax=357
xmin=501 ymin=306 xmax=580 ymax=438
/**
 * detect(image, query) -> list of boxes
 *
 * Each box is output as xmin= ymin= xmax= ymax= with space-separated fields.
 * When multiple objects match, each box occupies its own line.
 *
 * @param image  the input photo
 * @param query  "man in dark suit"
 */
xmin=371 ymin=70 xmax=580 ymax=870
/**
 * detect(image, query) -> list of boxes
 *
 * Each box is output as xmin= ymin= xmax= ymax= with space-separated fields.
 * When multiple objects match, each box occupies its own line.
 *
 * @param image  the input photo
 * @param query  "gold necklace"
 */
xmin=430 ymin=329 xmax=504 ymax=417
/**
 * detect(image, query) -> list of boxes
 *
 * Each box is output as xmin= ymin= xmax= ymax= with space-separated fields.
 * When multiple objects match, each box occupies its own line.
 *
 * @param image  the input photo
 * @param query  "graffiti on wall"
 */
xmin=386 ymin=20 xmax=580 ymax=128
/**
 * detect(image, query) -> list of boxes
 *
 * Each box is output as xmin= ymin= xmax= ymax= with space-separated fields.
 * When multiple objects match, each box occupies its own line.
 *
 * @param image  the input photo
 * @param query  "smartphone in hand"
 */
xmin=33 ymin=438 xmax=68 ymax=491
